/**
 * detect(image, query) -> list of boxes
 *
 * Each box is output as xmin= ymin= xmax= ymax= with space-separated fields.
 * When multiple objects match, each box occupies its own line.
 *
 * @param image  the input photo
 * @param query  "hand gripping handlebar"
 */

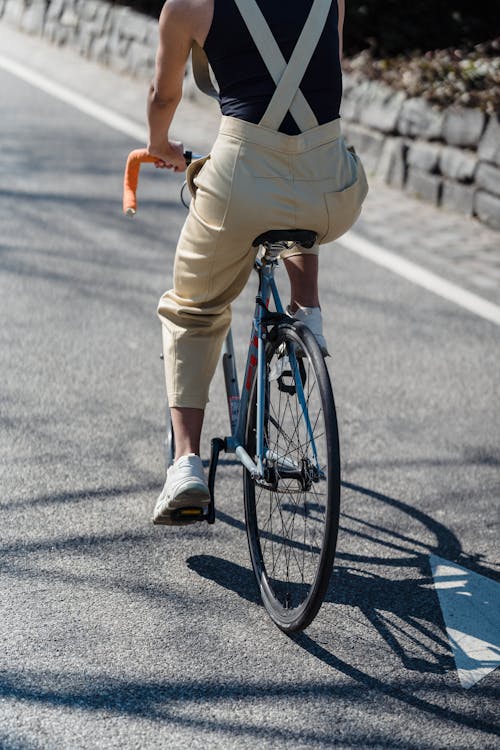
xmin=123 ymin=148 xmax=197 ymax=216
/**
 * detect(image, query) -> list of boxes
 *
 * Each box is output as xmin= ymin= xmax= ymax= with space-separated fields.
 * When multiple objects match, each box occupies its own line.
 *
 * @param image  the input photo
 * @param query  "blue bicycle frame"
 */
xmin=220 ymin=253 xmax=319 ymax=481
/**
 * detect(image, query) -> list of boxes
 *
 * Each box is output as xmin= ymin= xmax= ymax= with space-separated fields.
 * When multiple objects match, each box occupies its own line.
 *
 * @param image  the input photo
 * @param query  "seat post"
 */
xmin=252 ymin=229 xmax=317 ymax=249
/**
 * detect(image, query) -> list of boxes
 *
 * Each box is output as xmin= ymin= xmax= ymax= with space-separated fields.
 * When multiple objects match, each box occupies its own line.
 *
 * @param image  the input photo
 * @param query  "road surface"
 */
xmin=0 ymin=32 xmax=499 ymax=750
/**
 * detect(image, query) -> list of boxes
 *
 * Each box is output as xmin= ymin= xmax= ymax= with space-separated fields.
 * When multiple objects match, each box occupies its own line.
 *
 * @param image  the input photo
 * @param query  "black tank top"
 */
xmin=203 ymin=0 xmax=342 ymax=135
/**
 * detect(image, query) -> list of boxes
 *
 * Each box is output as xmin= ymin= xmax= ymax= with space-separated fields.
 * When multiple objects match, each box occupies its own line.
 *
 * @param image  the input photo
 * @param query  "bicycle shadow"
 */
xmin=187 ymin=480 xmax=499 ymax=678
xmin=188 ymin=552 xmax=454 ymax=673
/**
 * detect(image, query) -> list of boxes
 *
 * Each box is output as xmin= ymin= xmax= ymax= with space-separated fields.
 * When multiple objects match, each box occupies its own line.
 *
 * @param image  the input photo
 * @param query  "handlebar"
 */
xmin=123 ymin=148 xmax=201 ymax=216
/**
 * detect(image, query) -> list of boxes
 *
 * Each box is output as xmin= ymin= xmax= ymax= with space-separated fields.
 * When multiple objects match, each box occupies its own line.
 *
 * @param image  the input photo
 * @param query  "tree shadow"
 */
xmin=1 ymin=481 xmax=498 ymax=741
xmin=0 ymin=666 xmax=497 ymax=743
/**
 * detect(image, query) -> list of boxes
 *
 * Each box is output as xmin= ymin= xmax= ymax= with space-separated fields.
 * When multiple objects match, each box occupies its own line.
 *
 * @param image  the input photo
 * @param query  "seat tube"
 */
xmin=255 ymin=271 xmax=271 ymax=476
xmin=256 ymin=323 xmax=266 ymax=476
xmin=222 ymin=329 xmax=240 ymax=435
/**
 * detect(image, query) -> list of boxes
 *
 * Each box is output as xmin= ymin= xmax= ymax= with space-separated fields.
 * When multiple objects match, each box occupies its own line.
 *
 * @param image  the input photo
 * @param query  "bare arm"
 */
xmin=147 ymin=1 xmax=193 ymax=172
xmin=338 ymin=0 xmax=345 ymax=61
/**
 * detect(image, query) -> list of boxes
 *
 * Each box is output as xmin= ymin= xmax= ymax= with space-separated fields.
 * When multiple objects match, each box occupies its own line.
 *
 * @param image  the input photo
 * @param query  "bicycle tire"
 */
xmin=243 ymin=320 xmax=341 ymax=632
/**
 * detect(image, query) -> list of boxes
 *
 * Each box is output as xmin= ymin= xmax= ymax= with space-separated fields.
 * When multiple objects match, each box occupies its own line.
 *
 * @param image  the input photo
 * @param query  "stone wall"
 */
xmin=1 ymin=0 xmax=159 ymax=78
xmin=2 ymin=0 xmax=499 ymax=231
xmin=341 ymin=76 xmax=500 ymax=230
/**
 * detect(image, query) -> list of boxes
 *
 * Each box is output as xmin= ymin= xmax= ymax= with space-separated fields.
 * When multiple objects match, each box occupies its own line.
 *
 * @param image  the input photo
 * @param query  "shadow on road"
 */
xmin=0 ymin=663 xmax=497 ymax=745
xmin=1 ymin=480 xmax=498 ymax=741
xmin=185 ymin=479 xmax=500 ymax=737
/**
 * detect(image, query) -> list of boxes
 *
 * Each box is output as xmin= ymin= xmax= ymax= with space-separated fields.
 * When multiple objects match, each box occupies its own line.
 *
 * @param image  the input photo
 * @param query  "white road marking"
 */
xmin=430 ymin=555 xmax=500 ymax=689
xmin=0 ymin=54 xmax=147 ymax=141
xmin=2 ymin=53 xmax=500 ymax=327
xmin=339 ymin=232 xmax=500 ymax=327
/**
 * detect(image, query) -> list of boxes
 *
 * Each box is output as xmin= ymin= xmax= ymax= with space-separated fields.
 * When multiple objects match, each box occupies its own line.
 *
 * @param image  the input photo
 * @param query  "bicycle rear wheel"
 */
xmin=243 ymin=321 xmax=341 ymax=632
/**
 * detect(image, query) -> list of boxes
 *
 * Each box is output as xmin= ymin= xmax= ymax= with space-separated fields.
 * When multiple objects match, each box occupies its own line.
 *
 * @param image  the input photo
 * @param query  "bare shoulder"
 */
xmin=159 ymin=0 xmax=213 ymax=46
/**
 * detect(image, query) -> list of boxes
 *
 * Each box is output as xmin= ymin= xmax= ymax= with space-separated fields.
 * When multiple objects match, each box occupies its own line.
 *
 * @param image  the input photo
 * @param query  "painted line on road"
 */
xmin=0 ymin=54 xmax=147 ymax=141
xmin=3 ymin=53 xmax=500 ymax=328
xmin=340 ymin=232 xmax=500 ymax=327
xmin=430 ymin=555 xmax=500 ymax=689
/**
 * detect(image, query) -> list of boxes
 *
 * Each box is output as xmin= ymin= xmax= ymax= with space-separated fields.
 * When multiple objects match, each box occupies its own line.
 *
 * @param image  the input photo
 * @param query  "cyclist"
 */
xmin=147 ymin=0 xmax=368 ymax=524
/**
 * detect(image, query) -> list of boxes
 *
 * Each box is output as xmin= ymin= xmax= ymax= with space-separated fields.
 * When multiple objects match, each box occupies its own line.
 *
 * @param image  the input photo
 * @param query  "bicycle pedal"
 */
xmin=153 ymin=506 xmax=208 ymax=526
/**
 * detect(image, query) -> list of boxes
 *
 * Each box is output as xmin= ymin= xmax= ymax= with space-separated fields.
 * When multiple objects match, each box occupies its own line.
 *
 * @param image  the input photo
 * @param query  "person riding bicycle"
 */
xmin=147 ymin=0 xmax=368 ymax=524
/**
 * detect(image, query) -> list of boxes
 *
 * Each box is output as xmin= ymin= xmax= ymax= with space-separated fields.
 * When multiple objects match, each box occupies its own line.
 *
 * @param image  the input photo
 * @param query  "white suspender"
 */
xmin=191 ymin=0 xmax=333 ymax=132
xmin=258 ymin=0 xmax=333 ymax=130
xmin=232 ymin=0 xmax=331 ymax=131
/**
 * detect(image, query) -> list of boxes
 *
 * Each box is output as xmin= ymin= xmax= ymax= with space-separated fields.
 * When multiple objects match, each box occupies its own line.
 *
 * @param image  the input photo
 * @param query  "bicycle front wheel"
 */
xmin=243 ymin=321 xmax=341 ymax=632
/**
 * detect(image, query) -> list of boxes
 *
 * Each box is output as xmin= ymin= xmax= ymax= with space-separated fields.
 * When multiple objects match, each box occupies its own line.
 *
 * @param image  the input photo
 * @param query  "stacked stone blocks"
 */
xmin=342 ymin=76 xmax=500 ymax=230
xmin=1 ymin=0 xmax=158 ymax=77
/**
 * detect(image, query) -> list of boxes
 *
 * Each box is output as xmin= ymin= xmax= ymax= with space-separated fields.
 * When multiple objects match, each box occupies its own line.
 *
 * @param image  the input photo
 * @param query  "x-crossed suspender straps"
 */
xmin=191 ymin=0 xmax=333 ymax=132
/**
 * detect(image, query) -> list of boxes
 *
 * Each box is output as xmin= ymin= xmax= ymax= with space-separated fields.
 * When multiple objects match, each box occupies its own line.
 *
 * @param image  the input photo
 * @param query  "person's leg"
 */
xmin=153 ymin=406 xmax=207 ymax=525
xmin=166 ymin=251 xmax=321 ymax=465
xmin=155 ymin=234 xmax=255 ymax=525
xmin=170 ymin=406 xmax=204 ymax=460
xmin=283 ymin=254 xmax=320 ymax=312
xmin=282 ymin=251 xmax=328 ymax=355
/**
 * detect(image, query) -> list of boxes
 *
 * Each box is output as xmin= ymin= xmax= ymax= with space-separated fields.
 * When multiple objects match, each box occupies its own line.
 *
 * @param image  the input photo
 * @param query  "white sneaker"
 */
xmin=286 ymin=305 xmax=329 ymax=356
xmin=153 ymin=453 xmax=210 ymax=525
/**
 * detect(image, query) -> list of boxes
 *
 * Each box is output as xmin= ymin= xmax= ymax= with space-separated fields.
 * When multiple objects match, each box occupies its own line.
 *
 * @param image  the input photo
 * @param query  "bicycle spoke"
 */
xmin=244 ymin=321 xmax=340 ymax=631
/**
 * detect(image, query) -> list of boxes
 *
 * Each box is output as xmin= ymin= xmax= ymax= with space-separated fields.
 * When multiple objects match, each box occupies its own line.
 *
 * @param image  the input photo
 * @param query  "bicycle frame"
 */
xmin=125 ymin=149 xmax=329 ymax=547
xmin=220 ymin=251 xmax=318 ymax=480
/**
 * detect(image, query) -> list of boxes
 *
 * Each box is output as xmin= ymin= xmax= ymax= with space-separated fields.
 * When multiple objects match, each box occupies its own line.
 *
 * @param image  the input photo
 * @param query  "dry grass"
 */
xmin=343 ymin=39 xmax=500 ymax=114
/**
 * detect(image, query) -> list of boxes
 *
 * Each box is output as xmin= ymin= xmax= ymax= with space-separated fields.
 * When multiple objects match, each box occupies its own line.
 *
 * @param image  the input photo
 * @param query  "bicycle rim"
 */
xmin=243 ymin=322 xmax=341 ymax=632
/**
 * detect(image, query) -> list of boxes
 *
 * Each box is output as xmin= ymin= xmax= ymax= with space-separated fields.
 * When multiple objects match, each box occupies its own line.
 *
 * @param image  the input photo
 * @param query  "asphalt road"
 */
xmin=1 ymin=61 xmax=499 ymax=750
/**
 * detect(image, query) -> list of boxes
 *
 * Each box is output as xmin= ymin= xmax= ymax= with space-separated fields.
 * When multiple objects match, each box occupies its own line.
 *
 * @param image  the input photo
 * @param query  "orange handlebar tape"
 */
xmin=123 ymin=149 xmax=157 ymax=216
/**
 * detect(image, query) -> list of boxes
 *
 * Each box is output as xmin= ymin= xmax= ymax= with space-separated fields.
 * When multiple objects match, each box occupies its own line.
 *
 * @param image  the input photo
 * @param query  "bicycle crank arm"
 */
xmin=206 ymin=437 xmax=225 ymax=524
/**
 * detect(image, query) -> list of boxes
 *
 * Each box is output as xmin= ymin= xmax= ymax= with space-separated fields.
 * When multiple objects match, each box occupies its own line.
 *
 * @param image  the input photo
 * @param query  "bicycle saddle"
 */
xmin=252 ymin=229 xmax=317 ymax=249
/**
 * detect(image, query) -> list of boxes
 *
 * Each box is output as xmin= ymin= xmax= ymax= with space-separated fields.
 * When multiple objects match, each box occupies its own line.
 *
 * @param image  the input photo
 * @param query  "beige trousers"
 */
xmin=157 ymin=116 xmax=368 ymax=409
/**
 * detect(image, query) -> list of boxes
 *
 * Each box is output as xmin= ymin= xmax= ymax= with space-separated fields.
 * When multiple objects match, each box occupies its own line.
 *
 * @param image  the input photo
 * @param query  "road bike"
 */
xmin=123 ymin=149 xmax=342 ymax=632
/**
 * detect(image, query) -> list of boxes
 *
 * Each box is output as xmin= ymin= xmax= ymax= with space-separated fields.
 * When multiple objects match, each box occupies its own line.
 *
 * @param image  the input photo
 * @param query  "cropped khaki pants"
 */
xmin=158 ymin=116 xmax=368 ymax=409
